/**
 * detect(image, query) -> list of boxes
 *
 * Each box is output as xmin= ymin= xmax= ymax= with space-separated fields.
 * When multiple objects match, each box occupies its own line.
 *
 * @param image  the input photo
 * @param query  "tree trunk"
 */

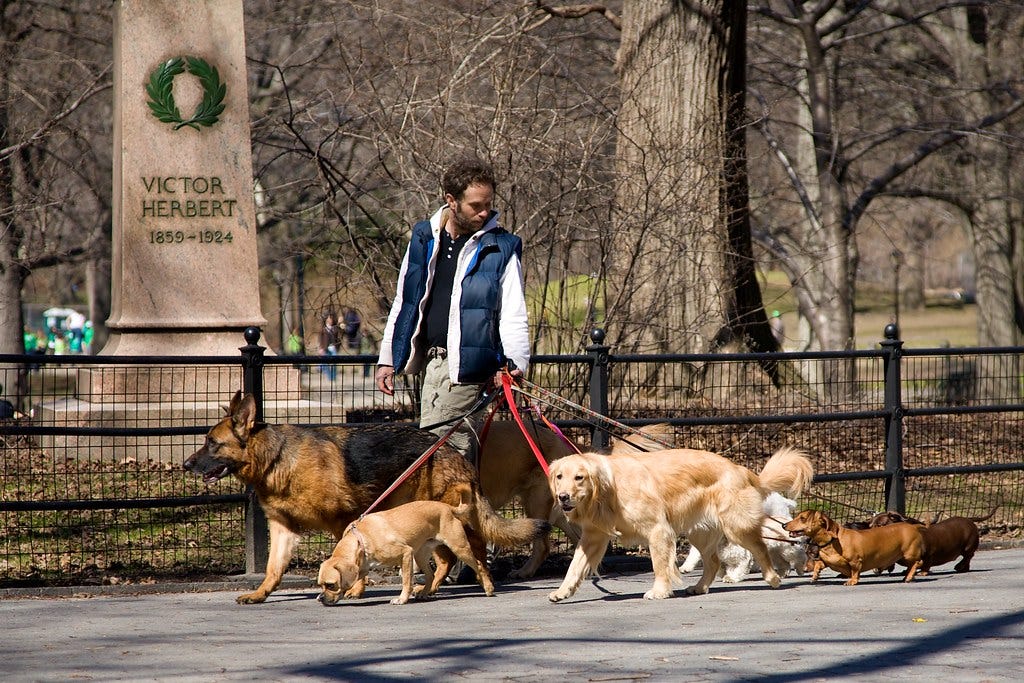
xmin=609 ymin=0 xmax=769 ymax=354
xmin=946 ymin=7 xmax=1022 ymax=400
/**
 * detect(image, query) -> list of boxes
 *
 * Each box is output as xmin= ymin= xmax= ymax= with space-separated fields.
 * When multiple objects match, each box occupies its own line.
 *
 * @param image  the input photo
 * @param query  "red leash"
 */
xmin=359 ymin=419 xmax=463 ymax=518
xmin=364 ymin=372 xmax=562 ymax=517
xmin=499 ymin=372 xmax=553 ymax=475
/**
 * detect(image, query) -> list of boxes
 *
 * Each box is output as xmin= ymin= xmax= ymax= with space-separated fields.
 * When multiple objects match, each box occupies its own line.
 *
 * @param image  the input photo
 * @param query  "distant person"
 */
xmin=342 ymin=308 xmax=362 ymax=353
xmin=23 ymin=327 xmax=39 ymax=354
xmin=25 ymin=328 xmax=46 ymax=370
xmin=375 ymin=156 xmax=529 ymax=461
xmin=285 ymin=328 xmax=304 ymax=356
xmin=82 ymin=321 xmax=94 ymax=355
xmin=318 ymin=312 xmax=343 ymax=382
xmin=66 ymin=310 xmax=86 ymax=352
xmin=770 ymin=310 xmax=785 ymax=346
xmin=52 ymin=331 xmax=67 ymax=355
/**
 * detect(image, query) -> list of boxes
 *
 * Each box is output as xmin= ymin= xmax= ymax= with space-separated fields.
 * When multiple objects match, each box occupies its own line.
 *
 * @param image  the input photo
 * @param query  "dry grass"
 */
xmin=856 ymin=305 xmax=977 ymax=349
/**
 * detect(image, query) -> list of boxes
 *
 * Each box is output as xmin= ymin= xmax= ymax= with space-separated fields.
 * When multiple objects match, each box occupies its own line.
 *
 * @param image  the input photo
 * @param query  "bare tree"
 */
xmin=749 ymin=1 xmax=1023 ymax=359
xmin=0 ymin=2 xmax=111 ymax=408
xmin=244 ymin=1 xmax=624 ymax=354
xmin=535 ymin=0 xmax=776 ymax=354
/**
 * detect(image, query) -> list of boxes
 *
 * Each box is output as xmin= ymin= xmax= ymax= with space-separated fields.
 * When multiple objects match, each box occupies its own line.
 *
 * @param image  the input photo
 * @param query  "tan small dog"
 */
xmin=317 ymin=500 xmax=495 ymax=605
xmin=783 ymin=509 xmax=924 ymax=585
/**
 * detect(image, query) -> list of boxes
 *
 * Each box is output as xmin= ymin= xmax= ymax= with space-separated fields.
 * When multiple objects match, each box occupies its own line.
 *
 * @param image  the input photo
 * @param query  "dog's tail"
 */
xmin=969 ymin=496 xmax=1002 ymax=523
xmin=451 ymin=501 xmax=472 ymax=524
xmin=471 ymin=490 xmax=551 ymax=548
xmin=758 ymin=447 xmax=814 ymax=498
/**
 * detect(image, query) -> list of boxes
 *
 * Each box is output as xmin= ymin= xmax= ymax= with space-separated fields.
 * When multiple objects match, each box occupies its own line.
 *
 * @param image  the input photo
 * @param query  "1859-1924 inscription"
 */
xmin=141 ymin=175 xmax=236 ymax=244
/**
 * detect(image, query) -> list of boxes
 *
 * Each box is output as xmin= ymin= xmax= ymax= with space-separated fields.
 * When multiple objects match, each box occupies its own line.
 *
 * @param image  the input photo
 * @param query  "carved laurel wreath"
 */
xmin=145 ymin=56 xmax=226 ymax=130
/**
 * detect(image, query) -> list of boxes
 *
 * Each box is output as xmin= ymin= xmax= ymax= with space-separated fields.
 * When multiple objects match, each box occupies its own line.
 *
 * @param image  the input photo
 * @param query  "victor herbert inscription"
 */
xmin=140 ymin=174 xmax=237 ymax=244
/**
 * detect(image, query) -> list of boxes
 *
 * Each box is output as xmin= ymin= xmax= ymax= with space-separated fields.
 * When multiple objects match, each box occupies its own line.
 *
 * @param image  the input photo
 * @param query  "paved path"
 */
xmin=4 ymin=548 xmax=1023 ymax=682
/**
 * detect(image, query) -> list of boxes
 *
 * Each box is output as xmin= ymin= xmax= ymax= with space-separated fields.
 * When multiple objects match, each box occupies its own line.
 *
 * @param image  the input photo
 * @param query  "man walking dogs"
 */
xmin=375 ymin=157 xmax=530 ymax=461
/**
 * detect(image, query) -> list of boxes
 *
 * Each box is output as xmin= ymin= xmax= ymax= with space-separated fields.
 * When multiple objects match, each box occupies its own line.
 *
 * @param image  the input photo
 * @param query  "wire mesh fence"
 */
xmin=1 ymin=329 xmax=1021 ymax=587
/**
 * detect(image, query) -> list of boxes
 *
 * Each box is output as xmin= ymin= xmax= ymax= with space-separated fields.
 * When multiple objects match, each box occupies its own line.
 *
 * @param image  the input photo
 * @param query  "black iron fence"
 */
xmin=1 ymin=326 xmax=1021 ymax=586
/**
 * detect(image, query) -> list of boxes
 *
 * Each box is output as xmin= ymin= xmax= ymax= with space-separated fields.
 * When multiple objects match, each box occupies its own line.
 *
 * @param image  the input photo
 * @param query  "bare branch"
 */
xmin=0 ymin=66 xmax=111 ymax=162
xmin=534 ymin=1 xmax=621 ymax=31
xmin=848 ymin=95 xmax=1024 ymax=227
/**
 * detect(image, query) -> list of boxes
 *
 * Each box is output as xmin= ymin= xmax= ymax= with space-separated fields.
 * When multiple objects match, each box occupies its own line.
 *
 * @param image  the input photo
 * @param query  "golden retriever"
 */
xmin=547 ymin=446 xmax=814 ymax=601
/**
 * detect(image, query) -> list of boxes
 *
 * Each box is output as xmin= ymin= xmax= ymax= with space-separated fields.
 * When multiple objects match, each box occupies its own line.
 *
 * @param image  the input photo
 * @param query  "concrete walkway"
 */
xmin=4 ymin=547 xmax=1023 ymax=682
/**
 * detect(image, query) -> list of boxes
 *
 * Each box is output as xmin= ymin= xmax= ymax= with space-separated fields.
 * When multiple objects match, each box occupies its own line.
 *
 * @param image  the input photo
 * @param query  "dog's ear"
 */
xmin=822 ymin=513 xmax=840 ymax=536
xmin=317 ymin=560 xmax=338 ymax=587
xmin=230 ymin=393 xmax=257 ymax=440
xmin=226 ymin=390 xmax=244 ymax=415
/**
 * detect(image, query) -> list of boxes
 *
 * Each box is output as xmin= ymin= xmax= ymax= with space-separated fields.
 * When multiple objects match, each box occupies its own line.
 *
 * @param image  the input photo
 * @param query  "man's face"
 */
xmin=446 ymin=181 xmax=493 ymax=235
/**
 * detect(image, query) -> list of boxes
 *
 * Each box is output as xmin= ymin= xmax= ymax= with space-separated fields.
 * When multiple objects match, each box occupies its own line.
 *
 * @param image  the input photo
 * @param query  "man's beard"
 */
xmin=452 ymin=207 xmax=480 ymax=234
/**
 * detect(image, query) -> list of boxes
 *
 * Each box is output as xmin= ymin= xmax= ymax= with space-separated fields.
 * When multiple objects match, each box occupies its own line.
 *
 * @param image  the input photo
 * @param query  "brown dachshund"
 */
xmin=869 ymin=512 xmax=980 ymax=575
xmin=784 ymin=509 xmax=924 ymax=585
xmin=917 ymin=517 xmax=980 ymax=574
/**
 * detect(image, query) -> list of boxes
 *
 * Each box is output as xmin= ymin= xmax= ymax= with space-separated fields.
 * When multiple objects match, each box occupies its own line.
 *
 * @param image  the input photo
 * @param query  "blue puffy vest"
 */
xmin=391 ymin=220 xmax=521 ymax=383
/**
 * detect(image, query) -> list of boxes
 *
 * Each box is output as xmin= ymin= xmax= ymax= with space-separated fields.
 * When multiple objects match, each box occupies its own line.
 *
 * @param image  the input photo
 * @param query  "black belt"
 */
xmin=426 ymin=346 xmax=447 ymax=360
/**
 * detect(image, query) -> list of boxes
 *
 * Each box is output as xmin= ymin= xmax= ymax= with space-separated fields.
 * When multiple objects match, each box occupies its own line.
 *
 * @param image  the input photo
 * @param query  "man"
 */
xmin=375 ymin=157 xmax=529 ymax=461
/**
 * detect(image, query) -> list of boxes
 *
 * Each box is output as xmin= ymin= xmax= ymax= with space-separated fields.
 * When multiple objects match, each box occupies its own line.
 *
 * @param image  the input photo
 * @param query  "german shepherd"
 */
xmin=184 ymin=391 xmax=549 ymax=604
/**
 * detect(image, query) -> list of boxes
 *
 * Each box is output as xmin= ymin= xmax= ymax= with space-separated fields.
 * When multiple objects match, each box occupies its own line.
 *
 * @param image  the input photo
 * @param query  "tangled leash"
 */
xmin=508 ymin=377 xmax=677 ymax=451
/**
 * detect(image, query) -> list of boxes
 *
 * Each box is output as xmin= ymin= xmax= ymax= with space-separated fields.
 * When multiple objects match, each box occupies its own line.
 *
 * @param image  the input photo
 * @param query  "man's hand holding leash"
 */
xmin=375 ymin=365 xmax=395 ymax=396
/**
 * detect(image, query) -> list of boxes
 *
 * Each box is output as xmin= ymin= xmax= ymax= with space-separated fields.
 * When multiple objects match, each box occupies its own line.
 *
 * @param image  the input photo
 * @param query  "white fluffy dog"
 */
xmin=680 ymin=492 xmax=806 ymax=583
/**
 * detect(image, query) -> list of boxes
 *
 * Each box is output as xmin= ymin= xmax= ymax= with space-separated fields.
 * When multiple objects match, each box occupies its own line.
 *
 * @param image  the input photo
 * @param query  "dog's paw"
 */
xmin=390 ymin=595 xmax=411 ymax=605
xmin=684 ymin=584 xmax=709 ymax=596
xmin=765 ymin=574 xmax=782 ymax=588
xmin=507 ymin=567 xmax=533 ymax=580
xmin=548 ymin=589 xmax=571 ymax=603
xmin=236 ymin=591 xmax=268 ymax=605
xmin=643 ymin=588 xmax=674 ymax=599
xmin=721 ymin=574 xmax=742 ymax=583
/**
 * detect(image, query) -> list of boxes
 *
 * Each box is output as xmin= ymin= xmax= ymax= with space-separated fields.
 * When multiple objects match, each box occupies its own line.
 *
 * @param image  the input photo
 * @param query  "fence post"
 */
xmin=880 ymin=323 xmax=905 ymax=513
xmin=240 ymin=326 xmax=269 ymax=575
xmin=587 ymin=328 xmax=610 ymax=449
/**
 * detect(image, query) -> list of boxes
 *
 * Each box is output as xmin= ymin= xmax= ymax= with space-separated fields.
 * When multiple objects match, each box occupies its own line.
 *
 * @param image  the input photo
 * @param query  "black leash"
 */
xmin=418 ymin=387 xmax=500 ymax=432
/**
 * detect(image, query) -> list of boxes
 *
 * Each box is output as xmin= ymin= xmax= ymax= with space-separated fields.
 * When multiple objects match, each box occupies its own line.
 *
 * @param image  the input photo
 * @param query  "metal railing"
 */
xmin=1 ymin=326 xmax=1021 ymax=585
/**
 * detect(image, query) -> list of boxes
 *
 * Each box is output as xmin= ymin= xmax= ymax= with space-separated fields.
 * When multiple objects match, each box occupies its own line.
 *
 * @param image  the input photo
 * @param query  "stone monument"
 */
xmin=106 ymin=0 xmax=265 ymax=356
xmin=36 ymin=0 xmax=324 ymax=461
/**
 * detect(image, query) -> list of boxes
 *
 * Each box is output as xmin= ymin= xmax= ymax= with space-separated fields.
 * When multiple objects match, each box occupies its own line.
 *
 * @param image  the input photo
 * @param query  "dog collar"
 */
xmin=347 ymin=522 xmax=366 ymax=551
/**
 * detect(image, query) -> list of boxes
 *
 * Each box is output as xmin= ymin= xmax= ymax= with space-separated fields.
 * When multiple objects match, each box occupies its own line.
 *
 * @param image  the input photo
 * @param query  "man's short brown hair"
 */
xmin=441 ymin=157 xmax=496 ymax=201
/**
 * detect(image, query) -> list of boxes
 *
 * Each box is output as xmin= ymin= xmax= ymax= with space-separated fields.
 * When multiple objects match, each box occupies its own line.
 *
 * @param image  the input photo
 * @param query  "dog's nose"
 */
xmin=557 ymin=493 xmax=570 ymax=503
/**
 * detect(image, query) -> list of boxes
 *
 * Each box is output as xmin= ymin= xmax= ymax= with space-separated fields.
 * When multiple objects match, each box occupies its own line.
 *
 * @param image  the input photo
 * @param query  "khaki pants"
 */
xmin=420 ymin=355 xmax=484 ymax=462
